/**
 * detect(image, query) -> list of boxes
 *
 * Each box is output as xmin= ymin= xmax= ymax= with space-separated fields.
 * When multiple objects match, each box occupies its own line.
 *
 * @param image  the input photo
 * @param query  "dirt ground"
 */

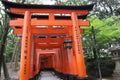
xmin=0 ymin=63 xmax=114 ymax=80
xmin=1 ymin=63 xmax=19 ymax=80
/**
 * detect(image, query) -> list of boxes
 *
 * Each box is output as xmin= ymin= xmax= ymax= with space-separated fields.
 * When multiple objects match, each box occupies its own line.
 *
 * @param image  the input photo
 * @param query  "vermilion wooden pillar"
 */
xmin=58 ymin=49 xmax=62 ymax=73
xmin=33 ymin=47 xmax=37 ymax=77
xmin=38 ymin=54 xmax=41 ymax=72
xmin=60 ymin=48 xmax=64 ymax=73
xmin=63 ymin=46 xmax=70 ymax=75
xmin=52 ymin=54 xmax=55 ymax=69
xmin=58 ymin=48 xmax=63 ymax=73
xmin=71 ymin=12 xmax=87 ymax=78
xmin=54 ymin=52 xmax=57 ymax=71
xmin=55 ymin=50 xmax=60 ymax=72
xmin=30 ymin=36 xmax=34 ymax=79
xmin=67 ymin=48 xmax=75 ymax=74
xmin=51 ymin=55 xmax=54 ymax=69
xmin=68 ymin=26 xmax=78 ymax=75
xmin=70 ymin=49 xmax=78 ymax=75
xmin=61 ymin=46 xmax=67 ymax=74
xmin=36 ymin=51 xmax=40 ymax=74
xmin=59 ymin=47 xmax=64 ymax=73
xmin=19 ymin=11 xmax=31 ymax=80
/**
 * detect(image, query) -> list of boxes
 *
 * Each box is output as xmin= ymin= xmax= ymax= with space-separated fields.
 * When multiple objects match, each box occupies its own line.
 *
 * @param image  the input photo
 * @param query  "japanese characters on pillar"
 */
xmin=20 ymin=11 xmax=31 ymax=80
xmin=72 ymin=12 xmax=81 ymax=54
xmin=72 ymin=12 xmax=87 ymax=78
xmin=22 ymin=28 xmax=28 ymax=75
xmin=30 ymin=35 xmax=34 ymax=78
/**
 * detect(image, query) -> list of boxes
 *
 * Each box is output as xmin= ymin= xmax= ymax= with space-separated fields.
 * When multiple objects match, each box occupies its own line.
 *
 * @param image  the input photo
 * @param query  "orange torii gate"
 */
xmin=2 ymin=0 xmax=94 ymax=80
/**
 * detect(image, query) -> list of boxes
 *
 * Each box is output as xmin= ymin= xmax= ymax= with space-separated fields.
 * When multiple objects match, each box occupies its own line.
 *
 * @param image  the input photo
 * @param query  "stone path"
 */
xmin=38 ymin=71 xmax=114 ymax=80
xmin=39 ymin=71 xmax=61 ymax=80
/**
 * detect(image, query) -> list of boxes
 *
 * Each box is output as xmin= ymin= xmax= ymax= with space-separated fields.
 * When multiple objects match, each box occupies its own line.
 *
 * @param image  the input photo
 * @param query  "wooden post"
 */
xmin=36 ymin=51 xmax=40 ymax=74
xmin=68 ymin=26 xmax=78 ymax=75
xmin=63 ymin=47 xmax=70 ymax=75
xmin=67 ymin=48 xmax=74 ymax=74
xmin=33 ymin=47 xmax=37 ymax=77
xmin=71 ymin=49 xmax=78 ymax=75
xmin=58 ymin=48 xmax=63 ymax=73
xmin=61 ymin=46 xmax=66 ymax=74
xmin=30 ymin=36 xmax=34 ymax=79
xmin=71 ymin=12 xmax=87 ymax=78
xmin=56 ymin=50 xmax=60 ymax=72
xmin=19 ymin=11 xmax=31 ymax=80
xmin=59 ymin=47 xmax=63 ymax=73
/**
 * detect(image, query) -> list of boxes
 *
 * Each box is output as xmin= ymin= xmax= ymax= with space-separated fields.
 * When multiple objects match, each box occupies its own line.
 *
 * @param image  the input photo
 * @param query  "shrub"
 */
xmin=86 ymin=57 xmax=115 ymax=78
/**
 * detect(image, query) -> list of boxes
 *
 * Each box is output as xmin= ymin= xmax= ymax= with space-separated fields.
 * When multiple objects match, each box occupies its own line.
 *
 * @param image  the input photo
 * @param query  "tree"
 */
xmin=82 ymin=15 xmax=120 ymax=58
xmin=0 ymin=8 xmax=10 ymax=79
xmin=0 ymin=0 xmax=26 ymax=79
xmin=89 ymin=0 xmax=120 ymax=18
xmin=59 ymin=0 xmax=120 ymax=18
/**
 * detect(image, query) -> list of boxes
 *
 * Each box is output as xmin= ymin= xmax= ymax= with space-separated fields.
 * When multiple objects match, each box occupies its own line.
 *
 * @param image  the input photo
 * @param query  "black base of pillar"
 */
xmin=76 ymin=77 xmax=89 ymax=80
xmin=60 ymin=74 xmax=77 ymax=80
xmin=40 ymin=68 xmax=54 ymax=71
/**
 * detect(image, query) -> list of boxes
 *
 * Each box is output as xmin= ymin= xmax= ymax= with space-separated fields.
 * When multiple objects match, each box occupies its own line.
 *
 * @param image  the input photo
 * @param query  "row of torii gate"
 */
xmin=2 ymin=1 xmax=94 ymax=80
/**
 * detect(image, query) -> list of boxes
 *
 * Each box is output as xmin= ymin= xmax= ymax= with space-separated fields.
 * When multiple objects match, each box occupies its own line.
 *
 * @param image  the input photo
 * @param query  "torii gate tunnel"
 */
xmin=2 ymin=1 xmax=94 ymax=80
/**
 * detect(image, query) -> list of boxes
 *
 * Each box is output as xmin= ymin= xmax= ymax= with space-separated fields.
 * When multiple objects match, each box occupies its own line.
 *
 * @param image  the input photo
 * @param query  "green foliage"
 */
xmin=0 ymin=1 xmax=20 ymax=62
xmin=5 ymin=32 xmax=20 ymax=62
xmin=62 ymin=0 xmax=120 ymax=18
xmin=63 ymin=0 xmax=88 ymax=5
xmin=82 ymin=15 xmax=120 ymax=56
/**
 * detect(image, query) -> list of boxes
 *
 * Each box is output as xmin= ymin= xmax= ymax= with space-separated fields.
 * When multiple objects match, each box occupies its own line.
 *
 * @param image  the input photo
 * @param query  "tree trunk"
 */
xmin=0 ymin=0 xmax=24 ymax=78
xmin=0 ymin=12 xmax=10 ymax=79
xmin=93 ymin=47 xmax=97 ymax=59
xmin=3 ymin=56 xmax=10 ymax=80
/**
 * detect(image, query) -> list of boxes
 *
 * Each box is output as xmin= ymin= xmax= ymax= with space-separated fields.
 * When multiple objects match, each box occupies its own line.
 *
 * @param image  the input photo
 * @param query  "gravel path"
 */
xmin=39 ymin=71 xmax=61 ymax=80
xmin=1 ymin=63 xmax=114 ymax=80
xmin=1 ymin=63 xmax=19 ymax=80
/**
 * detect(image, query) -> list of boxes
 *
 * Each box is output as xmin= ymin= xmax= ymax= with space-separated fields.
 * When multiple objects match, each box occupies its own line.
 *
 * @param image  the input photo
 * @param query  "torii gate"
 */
xmin=2 ymin=1 xmax=94 ymax=80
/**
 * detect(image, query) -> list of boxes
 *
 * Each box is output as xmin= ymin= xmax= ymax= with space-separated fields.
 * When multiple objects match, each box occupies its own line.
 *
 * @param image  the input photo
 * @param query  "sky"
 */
xmin=3 ymin=0 xmax=56 ymax=5
xmin=0 ymin=0 xmax=67 ymax=5
xmin=38 ymin=0 xmax=66 ymax=5
xmin=41 ymin=0 xmax=56 ymax=5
